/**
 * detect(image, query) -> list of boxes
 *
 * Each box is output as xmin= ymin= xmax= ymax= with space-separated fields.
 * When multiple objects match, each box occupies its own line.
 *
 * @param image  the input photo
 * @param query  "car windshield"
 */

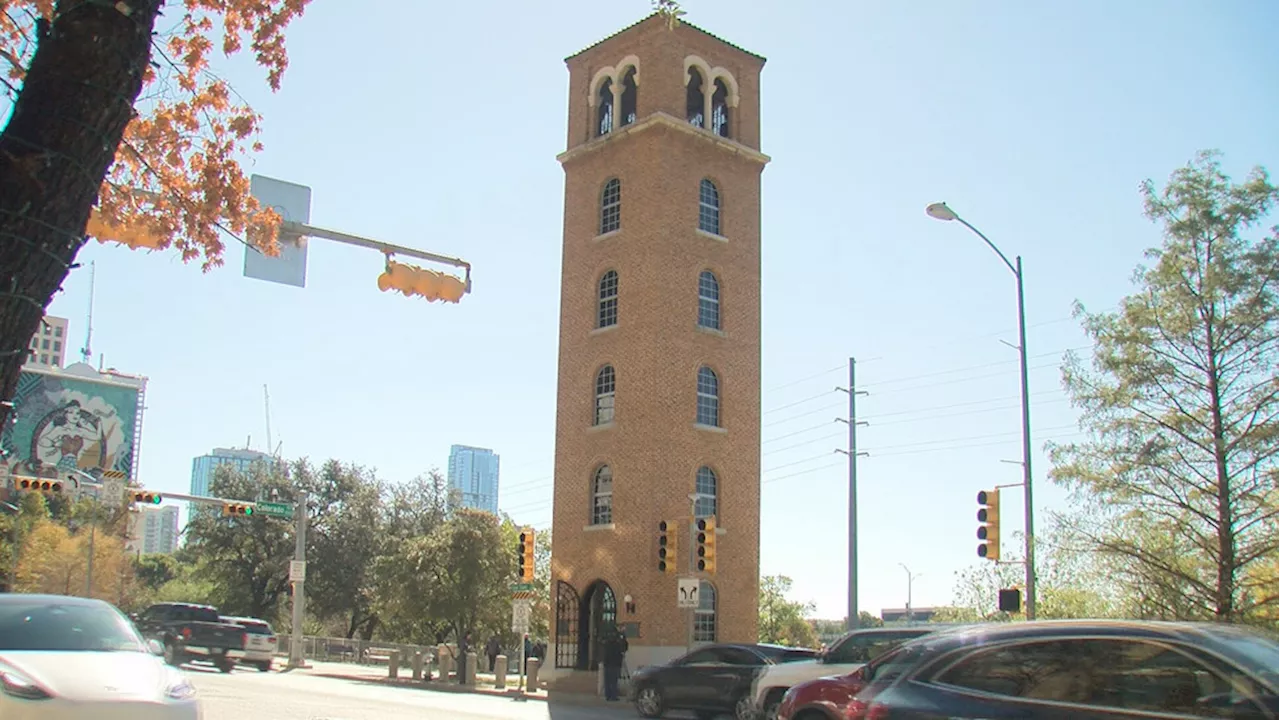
xmin=0 ymin=602 xmax=147 ymax=652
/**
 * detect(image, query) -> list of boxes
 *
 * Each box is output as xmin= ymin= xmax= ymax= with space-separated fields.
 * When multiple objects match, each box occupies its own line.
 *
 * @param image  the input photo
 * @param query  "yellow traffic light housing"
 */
xmin=16 ymin=477 xmax=63 ymax=495
xmin=696 ymin=516 xmax=717 ymax=574
xmin=977 ymin=489 xmax=1001 ymax=561
xmin=517 ymin=528 xmax=536 ymax=583
xmin=222 ymin=502 xmax=253 ymax=517
xmin=658 ymin=520 xmax=679 ymax=574
xmin=376 ymin=259 xmax=467 ymax=303
xmin=131 ymin=491 xmax=163 ymax=505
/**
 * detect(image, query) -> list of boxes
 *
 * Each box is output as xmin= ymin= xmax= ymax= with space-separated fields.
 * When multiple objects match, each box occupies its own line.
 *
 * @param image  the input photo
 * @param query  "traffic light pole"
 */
xmin=280 ymin=221 xmax=473 ymax=293
xmin=836 ymin=359 xmax=868 ymax=632
xmin=287 ymin=491 xmax=308 ymax=670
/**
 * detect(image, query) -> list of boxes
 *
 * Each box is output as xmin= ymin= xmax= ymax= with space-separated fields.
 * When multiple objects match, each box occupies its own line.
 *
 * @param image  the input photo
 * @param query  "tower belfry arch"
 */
xmin=547 ymin=14 xmax=768 ymax=684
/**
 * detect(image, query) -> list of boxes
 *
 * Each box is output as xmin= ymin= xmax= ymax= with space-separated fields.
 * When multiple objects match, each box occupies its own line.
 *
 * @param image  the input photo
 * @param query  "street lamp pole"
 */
xmin=925 ymin=202 xmax=1036 ymax=620
xmin=898 ymin=563 xmax=919 ymax=622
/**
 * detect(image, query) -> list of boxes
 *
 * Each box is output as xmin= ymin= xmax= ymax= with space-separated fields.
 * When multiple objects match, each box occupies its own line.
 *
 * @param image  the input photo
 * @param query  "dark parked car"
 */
xmin=132 ymin=602 xmax=247 ymax=673
xmin=629 ymin=643 xmax=818 ymax=720
xmin=840 ymin=620 xmax=1279 ymax=720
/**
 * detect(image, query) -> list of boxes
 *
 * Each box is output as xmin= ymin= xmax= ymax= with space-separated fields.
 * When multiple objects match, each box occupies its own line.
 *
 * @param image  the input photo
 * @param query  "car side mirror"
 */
xmin=147 ymin=639 xmax=164 ymax=656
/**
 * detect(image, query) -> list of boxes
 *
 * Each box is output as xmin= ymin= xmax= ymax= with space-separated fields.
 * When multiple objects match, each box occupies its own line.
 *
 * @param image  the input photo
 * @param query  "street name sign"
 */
xmin=258 ymin=501 xmax=294 ymax=519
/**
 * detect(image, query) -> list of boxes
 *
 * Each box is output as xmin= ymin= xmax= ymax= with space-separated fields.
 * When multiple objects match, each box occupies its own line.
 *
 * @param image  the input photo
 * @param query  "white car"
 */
xmin=750 ymin=626 xmax=942 ymax=719
xmin=220 ymin=615 xmax=277 ymax=672
xmin=0 ymin=594 xmax=200 ymax=719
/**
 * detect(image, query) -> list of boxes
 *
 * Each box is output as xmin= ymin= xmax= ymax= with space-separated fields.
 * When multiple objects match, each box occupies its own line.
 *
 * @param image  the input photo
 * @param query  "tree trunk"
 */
xmin=0 ymin=0 xmax=160 ymax=426
xmin=1205 ymin=320 xmax=1236 ymax=621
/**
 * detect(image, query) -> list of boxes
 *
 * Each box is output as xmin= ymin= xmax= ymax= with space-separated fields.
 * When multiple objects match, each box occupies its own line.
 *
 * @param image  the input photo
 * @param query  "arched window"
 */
xmin=695 ymin=466 xmax=717 ymax=518
xmin=693 ymin=581 xmax=716 ymax=642
xmin=600 ymin=178 xmax=621 ymax=235
xmin=596 ymin=78 xmax=614 ymax=137
xmin=597 ymin=270 xmax=618 ymax=328
xmin=595 ymin=365 xmax=615 ymax=425
xmin=620 ymin=67 xmax=637 ymax=127
xmin=686 ymin=67 xmax=705 ymax=128
xmin=591 ymin=465 xmax=613 ymax=525
xmin=711 ymin=78 xmax=730 ymax=138
xmin=697 ymin=270 xmax=720 ymax=330
xmin=698 ymin=179 xmax=720 ymax=235
xmin=696 ymin=366 xmax=720 ymax=427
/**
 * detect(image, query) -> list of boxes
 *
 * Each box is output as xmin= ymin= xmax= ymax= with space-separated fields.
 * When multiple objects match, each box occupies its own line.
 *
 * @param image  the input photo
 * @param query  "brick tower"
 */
xmin=548 ymin=14 xmax=768 ymax=680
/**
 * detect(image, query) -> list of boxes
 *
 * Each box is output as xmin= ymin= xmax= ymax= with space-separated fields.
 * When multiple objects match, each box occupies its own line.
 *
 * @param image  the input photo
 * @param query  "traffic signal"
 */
xmin=657 ymin=520 xmax=679 ymax=574
xmin=222 ymin=502 xmax=254 ymax=516
xmin=15 ymin=477 xmax=63 ymax=495
xmin=376 ymin=260 xmax=467 ymax=303
xmin=86 ymin=211 xmax=165 ymax=251
xmin=998 ymin=588 xmax=1022 ymax=613
xmin=131 ymin=491 xmax=163 ymax=505
xmin=517 ymin=528 xmax=536 ymax=583
xmin=977 ymin=489 xmax=1001 ymax=561
xmin=696 ymin=516 xmax=717 ymax=574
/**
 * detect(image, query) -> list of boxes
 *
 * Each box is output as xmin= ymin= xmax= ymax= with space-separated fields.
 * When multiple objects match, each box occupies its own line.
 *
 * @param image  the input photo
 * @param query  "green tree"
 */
xmin=1049 ymin=151 xmax=1278 ymax=624
xmin=758 ymin=575 xmax=819 ymax=647
xmin=373 ymin=508 xmax=514 ymax=645
xmin=304 ymin=460 xmax=383 ymax=639
xmin=182 ymin=462 xmax=297 ymax=621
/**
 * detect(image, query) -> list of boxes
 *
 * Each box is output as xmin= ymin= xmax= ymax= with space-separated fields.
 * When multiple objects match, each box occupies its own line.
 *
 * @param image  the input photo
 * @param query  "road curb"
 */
xmin=310 ymin=672 xmax=615 ymax=707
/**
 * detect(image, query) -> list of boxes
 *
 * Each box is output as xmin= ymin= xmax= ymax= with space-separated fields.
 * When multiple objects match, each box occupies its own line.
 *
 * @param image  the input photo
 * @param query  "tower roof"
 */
xmin=565 ymin=13 xmax=767 ymax=64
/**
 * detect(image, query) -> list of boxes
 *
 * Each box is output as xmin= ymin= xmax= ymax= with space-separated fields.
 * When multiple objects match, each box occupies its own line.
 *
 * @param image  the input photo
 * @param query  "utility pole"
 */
xmin=836 ymin=359 xmax=868 ymax=631
xmin=84 ymin=510 xmax=96 ymax=598
xmin=287 ymin=491 xmax=308 ymax=669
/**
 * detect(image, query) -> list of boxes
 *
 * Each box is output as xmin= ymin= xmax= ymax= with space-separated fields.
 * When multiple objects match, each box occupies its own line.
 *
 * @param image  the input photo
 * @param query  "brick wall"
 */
xmin=550 ymin=15 xmax=767 ymax=666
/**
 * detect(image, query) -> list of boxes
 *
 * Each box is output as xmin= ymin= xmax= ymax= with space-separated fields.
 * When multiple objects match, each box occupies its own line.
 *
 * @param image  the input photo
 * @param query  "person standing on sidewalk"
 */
xmin=485 ymin=636 xmax=500 ymax=673
xmin=600 ymin=625 xmax=628 ymax=702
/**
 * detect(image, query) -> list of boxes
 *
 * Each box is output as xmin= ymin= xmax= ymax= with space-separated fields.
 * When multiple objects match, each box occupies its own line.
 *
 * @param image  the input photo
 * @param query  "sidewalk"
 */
xmin=295 ymin=660 xmax=613 ymax=706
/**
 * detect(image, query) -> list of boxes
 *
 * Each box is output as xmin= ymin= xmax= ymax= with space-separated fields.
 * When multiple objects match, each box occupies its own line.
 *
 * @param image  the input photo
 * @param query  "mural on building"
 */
xmin=0 ymin=368 xmax=141 ymax=482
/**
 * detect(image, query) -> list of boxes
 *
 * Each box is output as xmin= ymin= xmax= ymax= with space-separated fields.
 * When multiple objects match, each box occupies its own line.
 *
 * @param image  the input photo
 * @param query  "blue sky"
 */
xmin=37 ymin=0 xmax=1277 ymax=619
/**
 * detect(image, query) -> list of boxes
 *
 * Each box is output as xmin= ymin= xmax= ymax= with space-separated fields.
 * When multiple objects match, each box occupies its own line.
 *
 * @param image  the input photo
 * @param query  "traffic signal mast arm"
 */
xmin=280 ymin=220 xmax=472 ymax=294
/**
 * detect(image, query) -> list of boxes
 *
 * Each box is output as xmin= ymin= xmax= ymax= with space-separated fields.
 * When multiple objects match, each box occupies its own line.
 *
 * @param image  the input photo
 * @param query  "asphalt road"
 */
xmin=185 ymin=661 xmax=647 ymax=720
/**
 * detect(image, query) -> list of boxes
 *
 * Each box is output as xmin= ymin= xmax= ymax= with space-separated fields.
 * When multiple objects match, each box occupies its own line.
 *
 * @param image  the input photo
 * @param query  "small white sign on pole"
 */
xmin=289 ymin=560 xmax=306 ymax=583
xmin=511 ymin=598 xmax=533 ymax=634
xmin=677 ymin=578 xmax=700 ymax=608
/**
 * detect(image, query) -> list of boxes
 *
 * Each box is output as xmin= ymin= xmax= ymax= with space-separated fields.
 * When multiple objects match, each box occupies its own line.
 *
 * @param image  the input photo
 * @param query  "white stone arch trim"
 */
xmin=682 ymin=54 xmax=740 ymax=108
xmin=587 ymin=54 xmax=642 ymax=108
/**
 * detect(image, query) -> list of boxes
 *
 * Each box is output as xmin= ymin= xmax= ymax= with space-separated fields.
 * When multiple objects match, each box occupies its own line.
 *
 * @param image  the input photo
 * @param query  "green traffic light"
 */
xmin=151 ymin=495 xmax=162 ymax=505
xmin=244 ymin=506 xmax=253 ymax=516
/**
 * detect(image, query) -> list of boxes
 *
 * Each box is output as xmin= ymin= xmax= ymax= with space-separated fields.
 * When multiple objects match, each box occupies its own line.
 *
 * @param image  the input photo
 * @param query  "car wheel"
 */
xmin=634 ymin=684 xmax=665 ymax=718
xmin=762 ymin=686 xmax=783 ymax=717
xmin=163 ymin=643 xmax=181 ymax=667
xmin=734 ymin=694 xmax=758 ymax=720
xmin=256 ymin=661 xmax=272 ymax=672
xmin=217 ymin=658 xmax=236 ymax=673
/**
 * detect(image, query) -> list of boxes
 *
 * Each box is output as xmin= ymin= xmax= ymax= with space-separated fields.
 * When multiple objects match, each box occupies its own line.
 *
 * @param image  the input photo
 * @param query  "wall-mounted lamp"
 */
xmin=623 ymin=594 xmax=636 ymax=614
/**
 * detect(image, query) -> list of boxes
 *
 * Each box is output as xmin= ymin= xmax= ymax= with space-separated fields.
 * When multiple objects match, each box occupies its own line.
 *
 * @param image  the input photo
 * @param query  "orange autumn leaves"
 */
xmin=0 ymin=0 xmax=310 ymax=270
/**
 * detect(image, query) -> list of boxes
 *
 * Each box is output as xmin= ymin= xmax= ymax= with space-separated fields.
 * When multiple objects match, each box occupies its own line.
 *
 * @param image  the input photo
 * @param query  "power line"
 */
xmin=862 ymin=424 xmax=1079 ymax=453
xmin=867 ymin=397 xmax=1071 ymax=428
xmin=763 ymin=401 xmax=845 ymax=429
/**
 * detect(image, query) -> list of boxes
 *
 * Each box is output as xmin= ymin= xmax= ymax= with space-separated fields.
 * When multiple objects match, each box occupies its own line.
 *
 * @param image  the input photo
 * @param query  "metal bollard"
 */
xmin=494 ymin=654 xmax=507 ymax=689
xmin=388 ymin=650 xmax=400 ymax=679
xmin=411 ymin=650 xmax=423 ymax=680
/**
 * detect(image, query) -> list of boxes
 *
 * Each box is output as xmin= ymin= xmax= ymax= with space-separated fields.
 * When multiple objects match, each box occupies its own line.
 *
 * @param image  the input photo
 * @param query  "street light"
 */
xmin=925 ymin=201 xmax=1037 ymax=620
xmin=898 ymin=563 xmax=921 ymax=622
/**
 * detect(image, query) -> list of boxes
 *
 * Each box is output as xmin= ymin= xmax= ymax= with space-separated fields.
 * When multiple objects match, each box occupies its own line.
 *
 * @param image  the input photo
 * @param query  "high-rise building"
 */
xmin=446 ymin=445 xmax=500 ymax=514
xmin=190 ymin=447 xmax=276 ymax=497
xmin=128 ymin=505 xmax=180 ymax=555
xmin=24 ymin=315 xmax=69 ymax=369
xmin=548 ymin=15 xmax=766 ymax=680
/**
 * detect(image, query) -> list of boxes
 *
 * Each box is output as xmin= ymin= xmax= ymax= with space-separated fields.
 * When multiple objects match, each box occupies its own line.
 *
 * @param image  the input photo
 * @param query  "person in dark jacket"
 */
xmin=485 ymin=636 xmax=500 ymax=673
xmin=599 ymin=625 xmax=628 ymax=701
